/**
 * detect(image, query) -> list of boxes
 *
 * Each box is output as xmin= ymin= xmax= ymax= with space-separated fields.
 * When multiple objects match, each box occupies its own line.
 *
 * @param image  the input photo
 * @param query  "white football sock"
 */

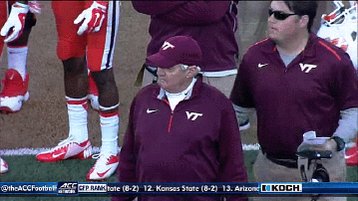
xmin=7 ymin=46 xmax=28 ymax=80
xmin=99 ymin=109 xmax=119 ymax=155
xmin=66 ymin=96 xmax=89 ymax=143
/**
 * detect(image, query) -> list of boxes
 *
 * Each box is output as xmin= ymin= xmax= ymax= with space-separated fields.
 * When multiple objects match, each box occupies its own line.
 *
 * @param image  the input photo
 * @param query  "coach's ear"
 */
xmin=186 ymin=65 xmax=200 ymax=79
xmin=298 ymin=15 xmax=309 ymax=29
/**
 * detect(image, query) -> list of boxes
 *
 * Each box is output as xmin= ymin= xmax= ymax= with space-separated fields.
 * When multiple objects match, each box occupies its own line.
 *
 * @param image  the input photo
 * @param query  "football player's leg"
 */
xmin=86 ymin=1 xmax=120 ymax=181
xmin=0 ymin=1 xmax=36 ymax=113
xmin=6 ymin=11 xmax=36 ymax=79
xmin=36 ymin=1 xmax=92 ymax=162
xmin=87 ymin=69 xmax=99 ymax=111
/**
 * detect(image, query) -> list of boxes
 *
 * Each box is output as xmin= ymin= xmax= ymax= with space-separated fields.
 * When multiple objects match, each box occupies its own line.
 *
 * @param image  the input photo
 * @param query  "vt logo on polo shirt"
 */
xmin=186 ymin=111 xmax=203 ymax=121
xmin=299 ymin=63 xmax=317 ymax=73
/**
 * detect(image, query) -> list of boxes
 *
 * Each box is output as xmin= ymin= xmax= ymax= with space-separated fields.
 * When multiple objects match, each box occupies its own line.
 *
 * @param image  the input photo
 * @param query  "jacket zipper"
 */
xmin=163 ymin=99 xmax=174 ymax=133
xmin=167 ymin=112 xmax=174 ymax=133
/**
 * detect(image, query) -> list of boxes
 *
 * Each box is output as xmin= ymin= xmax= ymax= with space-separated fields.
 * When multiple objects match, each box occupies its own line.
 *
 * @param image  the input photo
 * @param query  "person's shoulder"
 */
xmin=249 ymin=38 xmax=272 ymax=49
xmin=241 ymin=38 xmax=273 ymax=66
xmin=245 ymin=38 xmax=273 ymax=55
xmin=314 ymin=35 xmax=352 ymax=63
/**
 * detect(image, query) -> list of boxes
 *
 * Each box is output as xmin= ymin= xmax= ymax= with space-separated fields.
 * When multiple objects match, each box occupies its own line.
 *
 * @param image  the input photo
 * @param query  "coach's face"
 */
xmin=157 ymin=64 xmax=193 ymax=93
xmin=268 ymin=1 xmax=301 ymax=43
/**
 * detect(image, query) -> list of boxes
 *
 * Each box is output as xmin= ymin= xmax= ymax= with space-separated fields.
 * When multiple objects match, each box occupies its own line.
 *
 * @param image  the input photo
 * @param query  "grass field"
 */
xmin=0 ymin=151 xmax=357 ymax=201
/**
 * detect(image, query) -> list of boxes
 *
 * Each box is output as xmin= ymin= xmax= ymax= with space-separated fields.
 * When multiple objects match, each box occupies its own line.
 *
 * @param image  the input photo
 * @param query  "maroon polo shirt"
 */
xmin=231 ymin=34 xmax=358 ymax=158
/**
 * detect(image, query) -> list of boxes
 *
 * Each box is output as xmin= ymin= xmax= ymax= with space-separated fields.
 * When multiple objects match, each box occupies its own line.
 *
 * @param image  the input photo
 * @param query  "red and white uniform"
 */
xmin=0 ymin=1 xmax=37 ymax=113
xmin=0 ymin=1 xmax=16 ymax=55
xmin=52 ymin=1 xmax=120 ymax=72
xmin=317 ymin=1 xmax=357 ymax=69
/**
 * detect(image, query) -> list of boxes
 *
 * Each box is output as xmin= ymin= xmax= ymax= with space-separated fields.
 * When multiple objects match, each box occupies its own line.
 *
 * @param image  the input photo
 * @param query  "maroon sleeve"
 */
xmin=157 ymin=1 xmax=231 ymax=25
xmin=230 ymin=54 xmax=255 ymax=108
xmin=218 ymin=99 xmax=248 ymax=201
xmin=333 ymin=54 xmax=358 ymax=109
xmin=131 ymin=1 xmax=187 ymax=16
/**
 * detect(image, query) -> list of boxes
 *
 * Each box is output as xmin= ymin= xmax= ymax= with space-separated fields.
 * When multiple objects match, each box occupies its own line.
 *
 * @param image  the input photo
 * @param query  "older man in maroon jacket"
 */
xmin=113 ymin=35 xmax=248 ymax=201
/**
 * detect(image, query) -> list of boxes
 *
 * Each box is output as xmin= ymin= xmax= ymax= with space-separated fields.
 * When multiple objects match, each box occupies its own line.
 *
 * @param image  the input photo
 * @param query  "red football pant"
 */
xmin=52 ymin=1 xmax=120 ymax=72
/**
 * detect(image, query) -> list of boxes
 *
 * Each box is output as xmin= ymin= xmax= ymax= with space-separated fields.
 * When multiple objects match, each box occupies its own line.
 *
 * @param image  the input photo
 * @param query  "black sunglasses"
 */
xmin=268 ymin=9 xmax=297 ymax=20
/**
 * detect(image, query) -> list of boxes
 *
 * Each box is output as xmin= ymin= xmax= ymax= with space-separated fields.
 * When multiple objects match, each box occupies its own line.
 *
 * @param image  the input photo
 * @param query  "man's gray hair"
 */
xmin=179 ymin=64 xmax=201 ymax=72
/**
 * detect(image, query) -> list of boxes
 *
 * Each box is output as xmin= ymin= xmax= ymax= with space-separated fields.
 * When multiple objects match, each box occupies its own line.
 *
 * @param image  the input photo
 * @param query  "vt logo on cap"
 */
xmin=146 ymin=35 xmax=202 ymax=69
xmin=161 ymin=41 xmax=175 ymax=50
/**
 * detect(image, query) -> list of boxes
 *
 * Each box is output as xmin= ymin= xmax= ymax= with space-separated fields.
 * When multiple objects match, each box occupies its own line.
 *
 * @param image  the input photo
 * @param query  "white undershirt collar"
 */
xmin=165 ymin=78 xmax=197 ymax=111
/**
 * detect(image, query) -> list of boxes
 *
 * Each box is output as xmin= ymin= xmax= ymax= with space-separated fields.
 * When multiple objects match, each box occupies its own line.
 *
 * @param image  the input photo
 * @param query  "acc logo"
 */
xmin=260 ymin=183 xmax=302 ymax=193
xmin=57 ymin=182 xmax=78 ymax=195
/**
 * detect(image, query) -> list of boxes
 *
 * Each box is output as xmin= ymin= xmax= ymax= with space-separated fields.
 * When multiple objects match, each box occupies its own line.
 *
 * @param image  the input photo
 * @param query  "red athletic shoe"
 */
xmin=86 ymin=153 xmax=119 ymax=181
xmin=36 ymin=138 xmax=92 ymax=162
xmin=345 ymin=145 xmax=358 ymax=166
xmin=0 ymin=69 xmax=29 ymax=113
xmin=0 ymin=157 xmax=9 ymax=174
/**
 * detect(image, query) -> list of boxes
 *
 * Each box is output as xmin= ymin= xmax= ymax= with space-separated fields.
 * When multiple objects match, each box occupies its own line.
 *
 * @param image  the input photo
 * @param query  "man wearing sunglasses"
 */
xmin=231 ymin=1 xmax=357 ymax=201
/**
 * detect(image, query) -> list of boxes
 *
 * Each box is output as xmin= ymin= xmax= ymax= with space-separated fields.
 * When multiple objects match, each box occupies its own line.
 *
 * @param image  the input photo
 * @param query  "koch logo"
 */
xmin=260 ymin=183 xmax=302 ymax=193
xmin=57 ymin=182 xmax=78 ymax=195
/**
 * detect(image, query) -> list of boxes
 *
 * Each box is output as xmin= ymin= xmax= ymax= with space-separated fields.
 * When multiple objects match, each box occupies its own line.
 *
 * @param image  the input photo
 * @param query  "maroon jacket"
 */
xmin=132 ymin=1 xmax=239 ymax=72
xmin=230 ymin=34 xmax=358 ymax=158
xmin=114 ymin=78 xmax=248 ymax=201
